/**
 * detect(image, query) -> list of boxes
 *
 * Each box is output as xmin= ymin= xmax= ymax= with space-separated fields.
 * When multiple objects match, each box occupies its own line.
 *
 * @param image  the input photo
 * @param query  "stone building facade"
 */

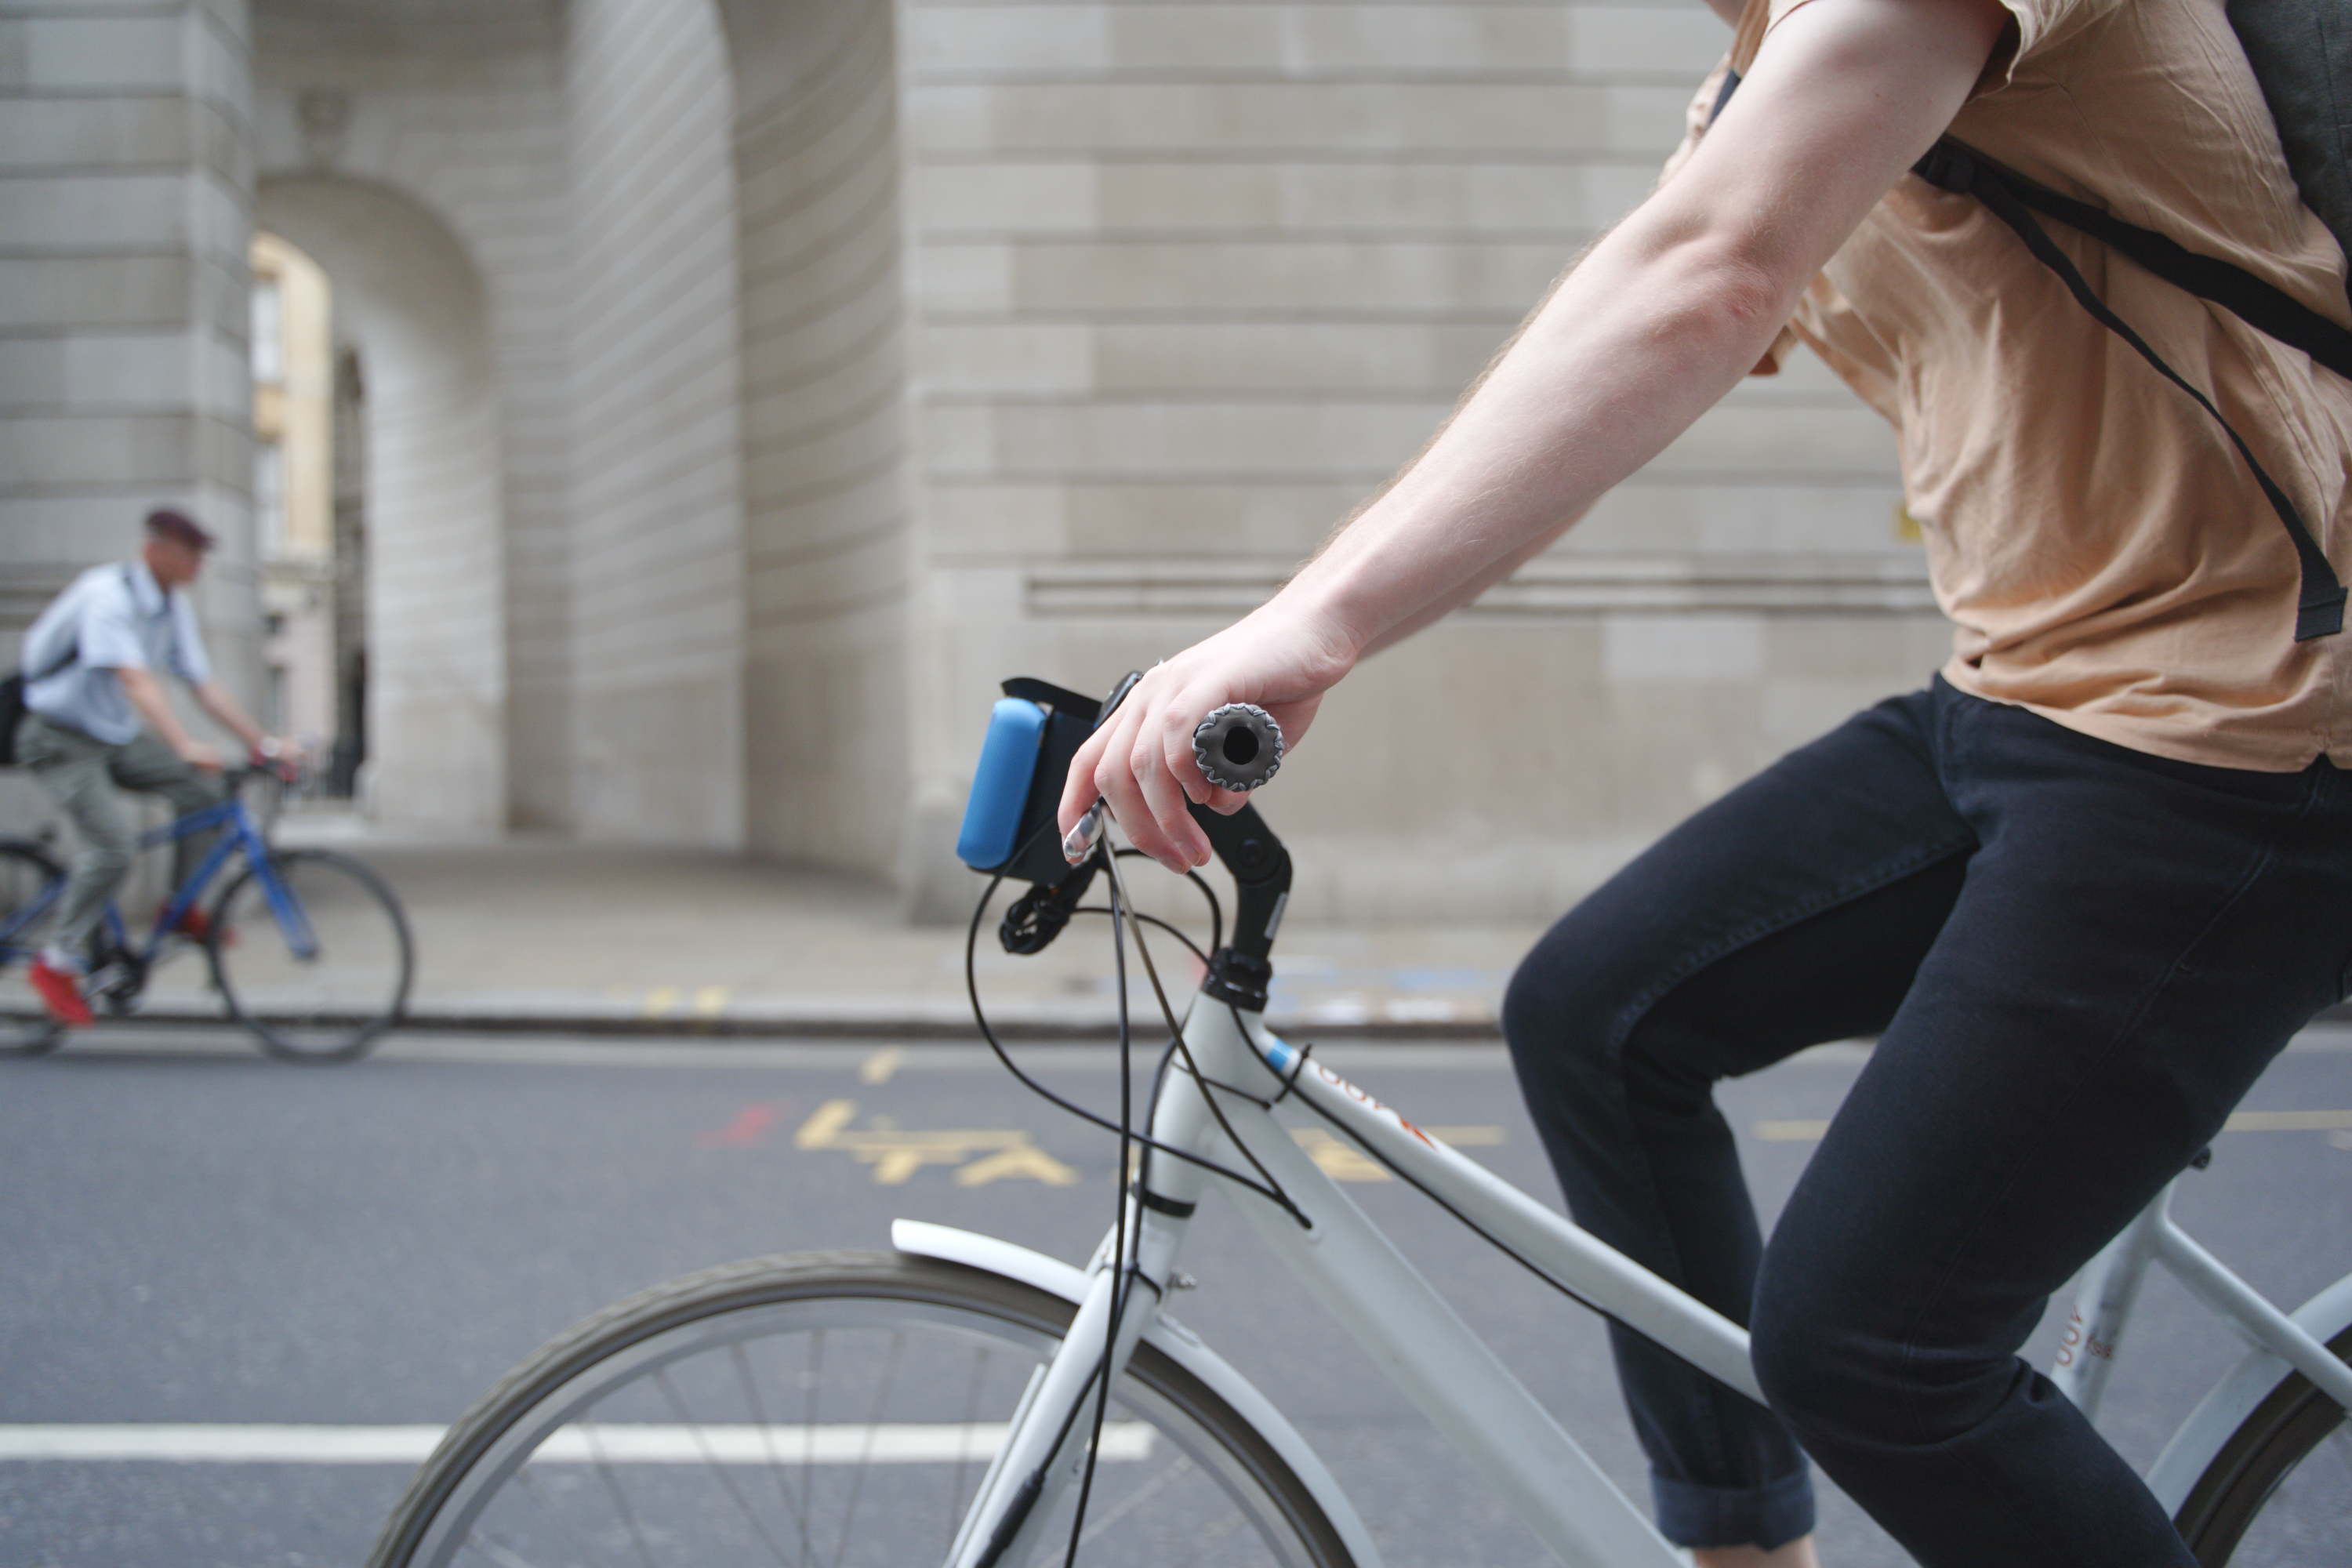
xmin=2 ymin=0 xmax=1941 ymax=920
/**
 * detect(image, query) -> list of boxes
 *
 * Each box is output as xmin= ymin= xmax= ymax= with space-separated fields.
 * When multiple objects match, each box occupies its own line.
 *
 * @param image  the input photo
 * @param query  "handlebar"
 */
xmin=1192 ymin=703 xmax=1283 ymax=791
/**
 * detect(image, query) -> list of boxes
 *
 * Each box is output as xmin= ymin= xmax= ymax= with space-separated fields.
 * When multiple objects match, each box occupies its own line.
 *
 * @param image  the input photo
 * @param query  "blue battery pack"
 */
xmin=957 ymin=699 xmax=1051 ymax=870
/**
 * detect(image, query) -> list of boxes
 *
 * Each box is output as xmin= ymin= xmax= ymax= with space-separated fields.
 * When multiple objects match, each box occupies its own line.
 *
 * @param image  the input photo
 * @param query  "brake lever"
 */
xmin=1060 ymin=670 xmax=1144 ymax=865
xmin=1062 ymin=800 xmax=1108 ymax=866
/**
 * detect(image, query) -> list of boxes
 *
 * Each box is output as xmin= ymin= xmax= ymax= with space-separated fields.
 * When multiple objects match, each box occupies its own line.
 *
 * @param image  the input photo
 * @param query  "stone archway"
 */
xmin=258 ymin=175 xmax=506 ymax=833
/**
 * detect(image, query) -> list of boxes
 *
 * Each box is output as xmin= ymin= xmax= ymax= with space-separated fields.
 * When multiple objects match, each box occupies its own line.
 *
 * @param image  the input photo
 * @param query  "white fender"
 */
xmin=892 ymin=1219 xmax=1385 ymax=1568
xmin=2145 ymin=1272 xmax=2352 ymax=1512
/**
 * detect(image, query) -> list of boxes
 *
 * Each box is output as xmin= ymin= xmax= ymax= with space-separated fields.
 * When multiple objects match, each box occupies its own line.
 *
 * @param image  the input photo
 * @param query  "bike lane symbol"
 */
xmin=793 ymin=1099 xmax=1078 ymax=1187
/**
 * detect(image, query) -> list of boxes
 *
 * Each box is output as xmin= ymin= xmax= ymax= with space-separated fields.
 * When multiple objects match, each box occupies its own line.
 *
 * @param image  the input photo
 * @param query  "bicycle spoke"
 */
xmin=947 ymin=1344 xmax=993 ymax=1559
xmin=800 ymin=1327 xmax=824 ymax=1565
xmin=829 ymin=1329 xmax=906 ymax=1568
xmin=370 ymin=1258 xmax=1349 ymax=1567
xmin=1075 ymin=1452 xmax=1196 ymax=1548
xmin=579 ymin=1417 xmax=657 ymax=1568
xmin=732 ymin=1338 xmax=814 ymax=1561
xmin=652 ymin=1365 xmax=793 ymax=1566
xmin=507 ymin=1465 xmax=621 ymax=1568
xmin=462 ymin=1527 xmax=548 ymax=1568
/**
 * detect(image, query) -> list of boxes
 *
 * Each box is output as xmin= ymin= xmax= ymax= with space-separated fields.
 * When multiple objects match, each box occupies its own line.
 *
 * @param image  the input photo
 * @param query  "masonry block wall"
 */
xmin=561 ymin=0 xmax=747 ymax=848
xmin=1 ymin=0 xmax=260 ymax=701
xmin=5 ymin=0 xmax=1955 ymax=921
xmin=897 ymin=0 xmax=1947 ymax=920
xmin=724 ymin=0 xmax=912 ymax=880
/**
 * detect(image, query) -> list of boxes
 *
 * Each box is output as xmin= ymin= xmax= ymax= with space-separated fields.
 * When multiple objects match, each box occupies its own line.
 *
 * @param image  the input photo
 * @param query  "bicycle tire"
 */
xmin=368 ymin=1250 xmax=1359 ymax=1568
xmin=2173 ymin=1323 xmax=2350 ymax=1564
xmin=210 ymin=848 xmax=412 ymax=1062
xmin=0 ymin=841 xmax=68 ymax=1056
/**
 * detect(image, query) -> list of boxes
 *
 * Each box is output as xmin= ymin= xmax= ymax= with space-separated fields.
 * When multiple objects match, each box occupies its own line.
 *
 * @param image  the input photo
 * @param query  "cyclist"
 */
xmin=1061 ymin=2 xmax=2352 ymax=1565
xmin=14 ymin=508 xmax=292 ymax=1028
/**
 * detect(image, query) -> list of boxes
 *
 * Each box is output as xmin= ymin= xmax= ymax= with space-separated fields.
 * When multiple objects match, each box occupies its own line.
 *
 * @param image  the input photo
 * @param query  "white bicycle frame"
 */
xmin=909 ymin=985 xmax=2352 ymax=1568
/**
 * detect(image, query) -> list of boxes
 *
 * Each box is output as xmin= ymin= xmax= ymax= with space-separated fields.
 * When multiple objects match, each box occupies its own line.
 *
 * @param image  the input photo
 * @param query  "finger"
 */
xmin=1128 ymin=733 xmax=1212 ymax=869
xmin=1162 ymin=686 xmax=1247 ymax=811
xmin=1202 ymin=783 xmax=1253 ymax=815
xmin=1059 ymin=720 xmax=1112 ymax=836
xmin=1093 ymin=729 xmax=1166 ymax=866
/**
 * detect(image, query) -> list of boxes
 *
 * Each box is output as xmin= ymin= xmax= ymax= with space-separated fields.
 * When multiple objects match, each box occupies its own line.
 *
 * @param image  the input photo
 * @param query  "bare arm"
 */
xmin=191 ymin=678 xmax=271 ymax=755
xmin=115 ymin=666 xmax=223 ymax=770
xmin=1062 ymin=0 xmax=2012 ymax=872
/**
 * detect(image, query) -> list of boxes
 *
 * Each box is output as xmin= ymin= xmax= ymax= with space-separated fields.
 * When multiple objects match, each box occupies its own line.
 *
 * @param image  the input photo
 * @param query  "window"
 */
xmin=251 ymin=275 xmax=285 ymax=384
xmin=254 ymin=439 xmax=286 ymax=554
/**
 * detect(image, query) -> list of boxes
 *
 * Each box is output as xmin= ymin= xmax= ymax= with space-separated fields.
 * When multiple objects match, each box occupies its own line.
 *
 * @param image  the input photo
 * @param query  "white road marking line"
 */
xmin=0 ymin=1422 xmax=1152 ymax=1465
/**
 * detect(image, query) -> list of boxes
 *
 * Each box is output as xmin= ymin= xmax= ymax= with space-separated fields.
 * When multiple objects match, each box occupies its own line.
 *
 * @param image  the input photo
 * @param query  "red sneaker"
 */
xmin=27 ymin=958 xmax=93 ymax=1028
xmin=158 ymin=904 xmax=232 ymax=948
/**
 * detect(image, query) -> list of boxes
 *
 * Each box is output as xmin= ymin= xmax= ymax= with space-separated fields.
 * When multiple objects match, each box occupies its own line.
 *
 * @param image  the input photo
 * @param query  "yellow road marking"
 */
xmin=693 ymin=985 xmax=728 ymax=1018
xmin=642 ymin=986 xmax=680 ymax=1018
xmin=1424 ymin=1125 xmax=1504 ymax=1146
xmin=956 ymin=1146 xmax=1077 ymax=1187
xmin=2223 ymin=1109 xmax=2352 ymax=1132
xmin=1282 ymin=1126 xmax=1508 ymax=1182
xmin=1292 ymin=1128 xmax=1389 ymax=1181
xmin=860 ymin=1047 xmax=905 ymax=1085
xmin=794 ymin=1100 xmax=1075 ymax=1186
xmin=795 ymin=1100 xmax=857 ymax=1149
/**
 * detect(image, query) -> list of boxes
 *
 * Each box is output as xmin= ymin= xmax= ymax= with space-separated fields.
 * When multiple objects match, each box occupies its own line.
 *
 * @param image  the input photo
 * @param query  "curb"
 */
xmin=385 ymin=1009 xmax=1505 ymax=1041
xmin=99 ymin=1003 xmax=1504 ymax=1042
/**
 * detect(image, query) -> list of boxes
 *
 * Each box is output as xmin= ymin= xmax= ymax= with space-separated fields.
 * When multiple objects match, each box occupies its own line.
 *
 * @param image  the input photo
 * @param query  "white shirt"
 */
xmin=21 ymin=561 xmax=212 ymax=746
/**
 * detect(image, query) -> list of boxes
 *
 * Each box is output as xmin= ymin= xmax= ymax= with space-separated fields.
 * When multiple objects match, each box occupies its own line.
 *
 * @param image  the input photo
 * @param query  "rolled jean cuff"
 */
xmin=1650 ymin=1466 xmax=1815 ymax=1550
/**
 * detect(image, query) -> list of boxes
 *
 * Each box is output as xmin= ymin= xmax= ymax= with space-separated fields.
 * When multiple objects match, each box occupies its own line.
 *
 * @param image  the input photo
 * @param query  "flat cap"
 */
xmin=144 ymin=507 xmax=216 ymax=552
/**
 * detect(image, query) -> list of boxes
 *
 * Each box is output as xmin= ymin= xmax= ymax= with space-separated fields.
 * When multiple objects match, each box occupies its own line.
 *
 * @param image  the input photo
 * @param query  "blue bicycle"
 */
xmin=0 ymin=769 xmax=412 ymax=1061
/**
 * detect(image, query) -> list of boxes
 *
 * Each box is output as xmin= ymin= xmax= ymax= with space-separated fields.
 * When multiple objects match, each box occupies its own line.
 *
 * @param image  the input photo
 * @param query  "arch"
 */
xmin=257 ymin=174 xmax=506 ymax=833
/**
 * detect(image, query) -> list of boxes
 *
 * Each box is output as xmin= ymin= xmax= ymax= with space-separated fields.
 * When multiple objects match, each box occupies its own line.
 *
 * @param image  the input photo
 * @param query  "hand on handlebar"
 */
xmin=249 ymin=736 xmax=303 ymax=784
xmin=1056 ymin=611 xmax=1352 ymax=873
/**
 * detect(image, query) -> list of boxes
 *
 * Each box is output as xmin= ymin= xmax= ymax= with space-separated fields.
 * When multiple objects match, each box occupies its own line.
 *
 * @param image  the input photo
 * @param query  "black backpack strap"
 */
xmin=1915 ymin=140 xmax=2347 ymax=641
xmin=1922 ymin=140 xmax=2352 ymax=381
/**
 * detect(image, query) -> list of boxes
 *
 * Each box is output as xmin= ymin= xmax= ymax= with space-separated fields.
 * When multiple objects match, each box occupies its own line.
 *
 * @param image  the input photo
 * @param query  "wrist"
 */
xmin=1279 ymin=554 xmax=1387 ymax=670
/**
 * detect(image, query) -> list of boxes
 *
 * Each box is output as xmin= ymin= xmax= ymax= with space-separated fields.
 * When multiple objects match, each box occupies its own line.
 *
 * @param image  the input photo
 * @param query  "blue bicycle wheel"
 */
xmin=210 ymin=848 xmax=412 ymax=1061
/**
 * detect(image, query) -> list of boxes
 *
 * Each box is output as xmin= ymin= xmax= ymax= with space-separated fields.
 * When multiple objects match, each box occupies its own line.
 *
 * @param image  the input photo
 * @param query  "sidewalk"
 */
xmin=274 ymin=816 xmax=1544 ymax=1038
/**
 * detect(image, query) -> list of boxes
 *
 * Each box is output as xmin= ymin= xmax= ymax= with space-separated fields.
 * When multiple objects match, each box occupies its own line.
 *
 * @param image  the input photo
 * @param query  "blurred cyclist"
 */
xmin=15 ymin=508 xmax=292 ymax=1027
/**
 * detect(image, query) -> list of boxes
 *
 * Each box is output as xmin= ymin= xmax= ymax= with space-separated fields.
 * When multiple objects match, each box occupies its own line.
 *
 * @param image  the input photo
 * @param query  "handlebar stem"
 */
xmin=1186 ymin=800 xmax=1290 ymax=1011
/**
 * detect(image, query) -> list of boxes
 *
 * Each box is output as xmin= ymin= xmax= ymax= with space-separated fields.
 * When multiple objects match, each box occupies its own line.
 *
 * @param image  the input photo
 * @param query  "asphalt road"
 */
xmin=2 ymin=1025 xmax=2347 ymax=1567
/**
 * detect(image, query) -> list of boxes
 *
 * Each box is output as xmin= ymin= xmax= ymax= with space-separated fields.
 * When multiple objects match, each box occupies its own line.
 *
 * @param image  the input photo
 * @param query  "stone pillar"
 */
xmin=720 ymin=0 xmax=911 ymax=883
xmin=560 ymin=0 xmax=750 ymax=850
xmin=0 ymin=0 xmax=258 ymax=705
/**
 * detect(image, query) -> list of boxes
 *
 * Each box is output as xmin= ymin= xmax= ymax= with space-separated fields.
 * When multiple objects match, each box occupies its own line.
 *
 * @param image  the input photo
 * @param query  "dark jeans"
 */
xmin=1503 ymin=679 xmax=2352 ymax=1565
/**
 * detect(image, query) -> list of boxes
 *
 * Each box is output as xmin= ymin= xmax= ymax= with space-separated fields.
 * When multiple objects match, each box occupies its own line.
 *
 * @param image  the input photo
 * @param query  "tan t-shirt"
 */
xmin=1693 ymin=0 xmax=2352 ymax=768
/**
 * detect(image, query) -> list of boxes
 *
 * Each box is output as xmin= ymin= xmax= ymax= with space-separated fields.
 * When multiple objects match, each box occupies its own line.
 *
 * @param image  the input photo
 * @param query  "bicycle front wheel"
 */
xmin=211 ymin=849 xmax=412 ymax=1062
xmin=369 ymin=1250 xmax=1357 ymax=1568
xmin=2174 ymin=1323 xmax=2350 ymax=1564
xmin=0 ymin=841 xmax=68 ymax=1056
